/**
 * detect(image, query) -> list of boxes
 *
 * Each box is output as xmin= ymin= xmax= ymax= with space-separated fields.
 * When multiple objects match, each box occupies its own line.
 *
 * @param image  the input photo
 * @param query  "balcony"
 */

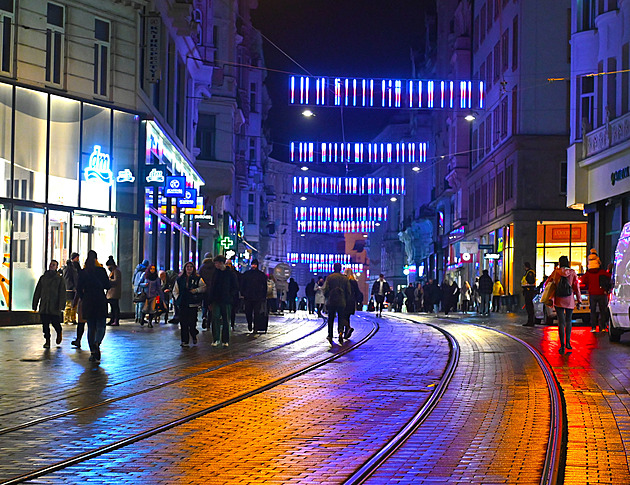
xmin=585 ymin=111 xmax=630 ymax=159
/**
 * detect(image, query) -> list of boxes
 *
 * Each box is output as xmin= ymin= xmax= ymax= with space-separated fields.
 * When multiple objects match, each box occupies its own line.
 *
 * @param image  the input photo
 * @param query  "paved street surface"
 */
xmin=0 ymin=309 xmax=629 ymax=483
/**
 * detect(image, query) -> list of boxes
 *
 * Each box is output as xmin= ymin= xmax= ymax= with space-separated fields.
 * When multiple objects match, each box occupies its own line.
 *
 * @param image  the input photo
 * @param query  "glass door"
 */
xmin=48 ymin=210 xmax=70 ymax=266
xmin=72 ymin=213 xmax=92 ymax=264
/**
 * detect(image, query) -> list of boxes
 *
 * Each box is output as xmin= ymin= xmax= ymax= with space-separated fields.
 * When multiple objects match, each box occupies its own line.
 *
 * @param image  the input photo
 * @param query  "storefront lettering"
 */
xmin=146 ymin=168 xmax=165 ymax=184
xmin=116 ymin=169 xmax=135 ymax=183
xmin=611 ymin=166 xmax=630 ymax=186
xmin=148 ymin=133 xmax=163 ymax=158
xmin=84 ymin=145 xmax=113 ymax=185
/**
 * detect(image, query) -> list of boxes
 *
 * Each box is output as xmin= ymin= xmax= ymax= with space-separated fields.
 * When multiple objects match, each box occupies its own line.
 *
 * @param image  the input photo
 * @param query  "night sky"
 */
xmin=251 ymin=1 xmax=433 ymax=162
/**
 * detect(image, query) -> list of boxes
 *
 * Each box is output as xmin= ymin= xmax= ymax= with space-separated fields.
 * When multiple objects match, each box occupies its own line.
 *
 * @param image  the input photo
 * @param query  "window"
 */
xmin=505 ymin=165 xmax=514 ymax=200
xmin=579 ymin=0 xmax=595 ymax=31
xmin=501 ymin=96 xmax=508 ymax=138
xmin=597 ymin=61 xmax=604 ymax=127
xmin=480 ymin=62 xmax=485 ymax=84
xmin=250 ymin=82 xmax=257 ymax=112
xmin=469 ymin=192 xmax=475 ymax=222
xmin=46 ymin=3 xmax=65 ymax=86
xmin=0 ymin=0 xmax=14 ymax=75
xmin=247 ymin=193 xmax=255 ymax=224
xmin=496 ymin=171 xmax=504 ymax=206
xmin=192 ymin=9 xmax=202 ymax=46
xmin=485 ymin=115 xmax=492 ymax=154
xmin=560 ymin=161 xmax=567 ymax=195
xmin=493 ymin=106 xmax=500 ymax=144
xmin=607 ymin=57 xmax=617 ymax=120
xmin=473 ymin=16 xmax=479 ymax=52
xmin=487 ymin=1 xmax=493 ymax=31
xmin=578 ymin=76 xmax=594 ymax=138
xmin=501 ymin=30 xmax=509 ymax=73
xmin=480 ymin=5 xmax=486 ymax=43
xmin=622 ymin=43 xmax=629 ymax=116
xmin=512 ymin=85 xmax=518 ymax=135
xmin=479 ymin=122 xmax=485 ymax=159
xmin=176 ymin=58 xmax=186 ymax=141
xmin=493 ymin=42 xmax=501 ymax=82
xmin=495 ymin=0 xmax=501 ymax=19
xmin=489 ymin=177 xmax=496 ymax=210
xmin=196 ymin=114 xmax=216 ymax=159
xmin=486 ymin=53 xmax=493 ymax=89
xmin=512 ymin=16 xmax=518 ymax=71
xmin=472 ymin=129 xmax=478 ymax=165
xmin=475 ymin=188 xmax=481 ymax=220
xmin=481 ymin=182 xmax=488 ymax=215
xmin=93 ymin=19 xmax=110 ymax=97
xmin=249 ymin=137 xmax=256 ymax=161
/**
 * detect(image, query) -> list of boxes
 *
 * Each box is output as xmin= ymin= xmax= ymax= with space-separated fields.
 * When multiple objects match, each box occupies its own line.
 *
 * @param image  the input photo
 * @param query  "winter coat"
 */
xmin=106 ymin=267 xmax=122 ymax=300
xmin=144 ymin=275 xmax=163 ymax=300
xmin=32 ymin=270 xmax=66 ymax=315
xmin=173 ymin=275 xmax=206 ymax=308
xmin=132 ymin=263 xmax=147 ymax=292
xmin=314 ymin=283 xmax=326 ymax=305
xmin=62 ymin=260 xmax=80 ymax=292
xmin=580 ymin=268 xmax=610 ymax=296
xmin=478 ymin=274 xmax=494 ymax=295
xmin=209 ymin=267 xmax=239 ymax=305
xmin=77 ymin=266 xmax=111 ymax=320
xmin=305 ymin=281 xmax=316 ymax=298
xmin=287 ymin=280 xmax=299 ymax=299
xmin=323 ymin=272 xmax=351 ymax=310
xmin=492 ymin=281 xmax=504 ymax=297
xmin=198 ymin=258 xmax=215 ymax=294
xmin=267 ymin=279 xmax=277 ymax=299
xmin=345 ymin=278 xmax=362 ymax=315
xmin=547 ymin=267 xmax=582 ymax=309
xmin=404 ymin=285 xmax=415 ymax=301
xmin=371 ymin=279 xmax=391 ymax=297
xmin=241 ymin=268 xmax=268 ymax=301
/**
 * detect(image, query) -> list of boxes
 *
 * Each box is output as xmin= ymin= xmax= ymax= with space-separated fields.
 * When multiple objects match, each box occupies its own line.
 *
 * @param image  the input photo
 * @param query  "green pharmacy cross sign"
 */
xmin=220 ymin=237 xmax=234 ymax=249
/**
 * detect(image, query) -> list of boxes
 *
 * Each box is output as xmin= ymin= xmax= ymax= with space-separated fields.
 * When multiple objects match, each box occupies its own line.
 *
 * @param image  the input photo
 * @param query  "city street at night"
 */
xmin=1 ymin=311 xmax=630 ymax=484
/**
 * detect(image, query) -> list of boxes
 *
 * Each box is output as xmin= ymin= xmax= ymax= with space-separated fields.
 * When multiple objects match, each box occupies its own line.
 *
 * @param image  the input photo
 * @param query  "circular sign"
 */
xmin=170 ymin=179 xmax=180 ymax=188
xmin=461 ymin=252 xmax=472 ymax=263
xmin=274 ymin=263 xmax=292 ymax=280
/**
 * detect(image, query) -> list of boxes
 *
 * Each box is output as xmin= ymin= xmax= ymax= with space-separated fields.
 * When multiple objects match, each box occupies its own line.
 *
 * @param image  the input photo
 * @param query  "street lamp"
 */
xmin=390 ymin=196 xmax=398 ymax=202
xmin=300 ymin=166 xmax=309 ymax=171
xmin=302 ymin=109 xmax=315 ymax=117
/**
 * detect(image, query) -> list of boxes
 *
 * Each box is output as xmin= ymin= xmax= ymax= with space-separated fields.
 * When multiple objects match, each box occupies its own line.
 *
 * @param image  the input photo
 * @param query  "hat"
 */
xmin=587 ymin=248 xmax=601 ymax=269
xmin=204 ymin=252 xmax=212 ymax=260
xmin=71 ymin=252 xmax=79 ymax=260
xmin=213 ymin=255 xmax=226 ymax=263
xmin=251 ymin=259 xmax=259 ymax=266
xmin=142 ymin=259 xmax=149 ymax=266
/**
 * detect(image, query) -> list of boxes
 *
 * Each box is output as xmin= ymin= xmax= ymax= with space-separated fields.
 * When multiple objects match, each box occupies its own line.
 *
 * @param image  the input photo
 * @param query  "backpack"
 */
xmin=555 ymin=275 xmax=573 ymax=297
xmin=599 ymin=273 xmax=612 ymax=292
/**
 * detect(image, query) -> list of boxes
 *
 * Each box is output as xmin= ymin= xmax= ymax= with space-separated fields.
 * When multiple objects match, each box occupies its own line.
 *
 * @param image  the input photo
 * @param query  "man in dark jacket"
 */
xmin=478 ymin=269 xmax=494 ymax=316
xmin=209 ymin=255 xmax=239 ymax=346
xmin=371 ymin=274 xmax=391 ymax=317
xmin=404 ymin=283 xmax=416 ymax=313
xmin=323 ymin=263 xmax=351 ymax=344
xmin=198 ymin=252 xmax=215 ymax=328
xmin=287 ymin=277 xmax=299 ymax=312
xmin=62 ymin=253 xmax=80 ymax=324
xmin=33 ymin=260 xmax=66 ymax=348
xmin=305 ymin=279 xmax=316 ymax=314
xmin=240 ymin=259 xmax=268 ymax=332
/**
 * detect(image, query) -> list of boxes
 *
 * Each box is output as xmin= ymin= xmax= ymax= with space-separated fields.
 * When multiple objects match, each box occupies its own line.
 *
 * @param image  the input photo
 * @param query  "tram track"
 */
xmin=0 ymin=316 xmax=379 ymax=485
xmin=344 ymin=315 xmax=563 ymax=485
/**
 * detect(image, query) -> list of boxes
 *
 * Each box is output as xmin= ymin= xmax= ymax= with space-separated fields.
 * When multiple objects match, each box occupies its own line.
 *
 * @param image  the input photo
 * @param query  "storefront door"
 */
xmin=48 ymin=211 xmax=70 ymax=266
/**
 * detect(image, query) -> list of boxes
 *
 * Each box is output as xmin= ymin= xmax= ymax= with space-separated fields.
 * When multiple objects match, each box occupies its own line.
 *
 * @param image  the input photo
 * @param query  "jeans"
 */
xmin=589 ymin=294 xmax=609 ymax=329
xmin=556 ymin=306 xmax=573 ymax=348
xmin=179 ymin=305 xmax=198 ymax=344
xmin=307 ymin=297 xmax=315 ymax=314
xmin=375 ymin=295 xmax=385 ymax=314
xmin=524 ymin=288 xmax=536 ymax=324
xmin=135 ymin=301 xmax=144 ymax=321
xmin=87 ymin=317 xmax=107 ymax=353
xmin=244 ymin=299 xmax=265 ymax=329
xmin=108 ymin=299 xmax=120 ymax=323
xmin=41 ymin=314 xmax=62 ymax=340
xmin=212 ymin=303 xmax=231 ymax=343
xmin=327 ymin=306 xmax=345 ymax=339
xmin=480 ymin=294 xmax=491 ymax=315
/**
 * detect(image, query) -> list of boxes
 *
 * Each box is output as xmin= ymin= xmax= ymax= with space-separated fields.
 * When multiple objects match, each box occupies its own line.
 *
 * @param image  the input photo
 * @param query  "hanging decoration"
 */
xmin=290 ymin=142 xmax=426 ymax=164
xmin=287 ymin=253 xmax=352 ymax=264
xmin=293 ymin=176 xmax=405 ymax=195
xmin=295 ymin=207 xmax=387 ymax=222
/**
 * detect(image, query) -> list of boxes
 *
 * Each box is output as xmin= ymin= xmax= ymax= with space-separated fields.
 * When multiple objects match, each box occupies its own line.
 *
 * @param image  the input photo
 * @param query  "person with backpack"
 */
xmin=323 ymin=263 xmax=351 ymax=344
xmin=521 ymin=262 xmax=537 ymax=326
xmin=580 ymin=253 xmax=611 ymax=332
xmin=546 ymin=255 xmax=582 ymax=353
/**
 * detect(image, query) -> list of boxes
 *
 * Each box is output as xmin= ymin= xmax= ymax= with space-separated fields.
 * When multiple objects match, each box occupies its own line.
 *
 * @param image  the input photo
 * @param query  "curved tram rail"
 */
xmin=344 ymin=316 xmax=563 ymax=485
xmin=1 ymin=317 xmax=379 ymax=485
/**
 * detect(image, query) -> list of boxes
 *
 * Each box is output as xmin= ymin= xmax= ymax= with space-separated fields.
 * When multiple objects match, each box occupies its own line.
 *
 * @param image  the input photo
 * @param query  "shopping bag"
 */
xmin=540 ymin=281 xmax=555 ymax=306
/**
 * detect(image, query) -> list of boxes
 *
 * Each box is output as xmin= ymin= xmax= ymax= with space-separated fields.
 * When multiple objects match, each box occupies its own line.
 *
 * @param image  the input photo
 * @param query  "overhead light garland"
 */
xmin=295 ymin=207 xmax=387 ymax=222
xmin=293 ymin=176 xmax=405 ymax=195
xmin=287 ymin=253 xmax=352 ymax=264
xmin=290 ymin=142 xmax=426 ymax=164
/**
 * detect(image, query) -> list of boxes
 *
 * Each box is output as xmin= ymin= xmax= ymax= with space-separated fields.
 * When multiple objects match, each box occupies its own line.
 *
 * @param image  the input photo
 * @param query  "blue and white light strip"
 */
xmin=290 ymin=142 xmax=426 ymax=164
xmin=309 ymin=262 xmax=364 ymax=275
xmin=287 ymin=253 xmax=352 ymax=264
xmin=295 ymin=207 xmax=387 ymax=222
xmin=293 ymin=177 xmax=405 ymax=196
xmin=297 ymin=221 xmax=377 ymax=233
xmin=289 ymin=76 xmax=484 ymax=110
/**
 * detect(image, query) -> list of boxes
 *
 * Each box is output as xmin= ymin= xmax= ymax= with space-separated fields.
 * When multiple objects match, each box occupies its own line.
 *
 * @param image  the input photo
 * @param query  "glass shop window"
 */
xmin=49 ymin=95 xmax=80 ymax=207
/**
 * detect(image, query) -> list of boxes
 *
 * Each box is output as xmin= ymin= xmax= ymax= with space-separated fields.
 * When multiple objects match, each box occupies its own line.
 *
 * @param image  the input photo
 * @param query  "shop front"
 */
xmin=0 ymin=81 xmax=141 ymax=324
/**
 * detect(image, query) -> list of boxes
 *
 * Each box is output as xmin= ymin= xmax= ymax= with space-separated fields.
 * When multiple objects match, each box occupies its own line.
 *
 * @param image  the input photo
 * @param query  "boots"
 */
xmin=43 ymin=338 xmax=51 ymax=349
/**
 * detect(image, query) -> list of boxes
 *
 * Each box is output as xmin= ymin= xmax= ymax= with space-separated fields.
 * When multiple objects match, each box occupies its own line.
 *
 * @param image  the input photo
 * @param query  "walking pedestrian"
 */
xmin=226 ymin=259 xmax=240 ymax=329
xmin=159 ymin=270 xmax=173 ymax=324
xmin=343 ymin=268 xmax=362 ymax=339
xmin=314 ymin=276 xmax=326 ymax=318
xmin=461 ymin=281 xmax=472 ymax=313
xmin=404 ymin=283 xmax=416 ymax=313
xmin=267 ymin=274 xmax=278 ymax=315
xmin=33 ymin=260 xmax=66 ymax=348
xmin=323 ymin=263 xmax=351 ymax=344
xmin=478 ymin=270 xmax=493 ymax=316
xmin=414 ymin=283 xmax=423 ymax=313
xmin=62 ymin=252 xmax=80 ymax=324
xmin=141 ymin=264 xmax=163 ymax=328
xmin=547 ymin=256 xmax=581 ymax=353
xmin=240 ymin=259 xmax=268 ymax=332
xmin=287 ymin=277 xmax=299 ymax=313
xmin=209 ymin=255 xmax=239 ymax=347
xmin=173 ymin=262 xmax=206 ymax=347
xmin=76 ymin=250 xmax=111 ymax=363
xmin=395 ymin=289 xmax=404 ymax=312
xmin=521 ymin=262 xmax=537 ymax=326
xmin=198 ymin=252 xmax=215 ymax=329
xmin=305 ymin=278 xmax=316 ymax=314
xmin=371 ymin=274 xmax=390 ymax=317
xmin=132 ymin=259 xmax=149 ymax=324
xmin=105 ymin=256 xmax=121 ymax=326
xmin=422 ymin=280 xmax=432 ymax=312
xmin=492 ymin=278 xmax=504 ymax=312
xmin=580 ymin=253 xmax=611 ymax=332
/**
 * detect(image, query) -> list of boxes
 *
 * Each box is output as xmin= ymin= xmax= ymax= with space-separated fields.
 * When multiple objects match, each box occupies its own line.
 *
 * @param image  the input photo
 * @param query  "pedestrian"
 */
xmin=132 ymin=259 xmax=149 ymax=324
xmin=105 ymin=256 xmax=121 ymax=326
xmin=209 ymin=255 xmax=239 ymax=347
xmin=323 ymin=263 xmax=351 ymax=344
xmin=521 ymin=262 xmax=537 ymax=326
xmin=173 ymin=261 xmax=206 ymax=347
xmin=314 ymin=276 xmax=326 ymax=318
xmin=492 ymin=278 xmax=504 ymax=312
xmin=441 ymin=279 xmax=456 ymax=315
xmin=76 ymin=250 xmax=111 ymax=363
xmin=240 ymin=259 xmax=268 ymax=332
xmin=422 ymin=280 xmax=432 ymax=312
xmin=225 ymin=259 xmax=240 ymax=329
xmin=461 ymin=281 xmax=472 ymax=313
xmin=62 ymin=252 xmax=80 ymax=324
xmin=343 ymin=268 xmax=362 ymax=339
xmin=142 ymin=264 xmax=164 ymax=328
xmin=478 ymin=270 xmax=493 ymax=316
xmin=198 ymin=252 xmax=215 ymax=329
xmin=472 ymin=278 xmax=480 ymax=312
xmin=371 ymin=274 xmax=390 ymax=317
xmin=580 ymin=252 xmax=611 ymax=332
xmin=305 ymin=278 xmax=316 ymax=314
xmin=404 ymin=283 xmax=416 ymax=313
xmin=287 ymin=277 xmax=299 ymax=312
xmin=395 ymin=289 xmax=404 ymax=312
xmin=159 ymin=270 xmax=173 ymax=324
xmin=32 ymin=260 xmax=66 ymax=348
xmin=414 ymin=283 xmax=423 ymax=313
xmin=547 ymin=255 xmax=581 ymax=353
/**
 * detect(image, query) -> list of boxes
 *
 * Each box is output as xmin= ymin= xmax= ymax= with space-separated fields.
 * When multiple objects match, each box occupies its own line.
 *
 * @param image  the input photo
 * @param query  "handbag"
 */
xmin=133 ymin=289 xmax=147 ymax=303
xmin=540 ymin=281 xmax=555 ymax=306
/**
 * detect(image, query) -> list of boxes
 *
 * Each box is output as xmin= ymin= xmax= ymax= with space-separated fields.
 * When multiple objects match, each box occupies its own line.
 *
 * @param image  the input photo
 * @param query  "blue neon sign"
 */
xmin=165 ymin=176 xmax=186 ymax=197
xmin=84 ymin=145 xmax=113 ymax=184
xmin=177 ymin=188 xmax=197 ymax=207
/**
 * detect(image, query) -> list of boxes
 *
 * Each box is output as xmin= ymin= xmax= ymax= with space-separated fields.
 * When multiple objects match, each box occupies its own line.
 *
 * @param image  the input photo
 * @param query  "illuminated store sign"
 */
xmin=286 ymin=253 xmax=352 ymax=264
xmin=290 ymin=142 xmax=427 ymax=164
xmin=84 ymin=145 xmax=113 ymax=184
xmin=146 ymin=168 xmax=165 ymax=184
xmin=116 ymin=169 xmax=135 ymax=183
xmin=165 ymin=176 xmax=186 ymax=197
xmin=293 ymin=176 xmax=405 ymax=195
xmin=220 ymin=236 xmax=234 ymax=249
xmin=289 ymin=75 xmax=484 ymax=110
xmin=177 ymin=188 xmax=197 ymax=208
xmin=295 ymin=207 xmax=388 ymax=222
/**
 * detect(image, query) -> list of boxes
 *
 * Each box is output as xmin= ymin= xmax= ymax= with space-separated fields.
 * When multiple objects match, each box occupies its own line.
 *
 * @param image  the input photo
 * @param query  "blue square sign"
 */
xmin=165 ymin=176 xmax=186 ymax=197
xmin=177 ymin=188 xmax=197 ymax=207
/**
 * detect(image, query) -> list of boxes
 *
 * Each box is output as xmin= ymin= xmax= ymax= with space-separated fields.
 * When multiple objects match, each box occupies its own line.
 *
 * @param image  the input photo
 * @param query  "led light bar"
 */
xmin=295 ymin=207 xmax=388 ymax=222
xmin=308 ymin=262 xmax=364 ymax=275
xmin=297 ymin=221 xmax=377 ymax=233
xmin=293 ymin=177 xmax=405 ymax=196
xmin=290 ymin=142 xmax=427 ymax=164
xmin=287 ymin=253 xmax=352 ymax=264
xmin=289 ymin=75 xmax=484 ymax=110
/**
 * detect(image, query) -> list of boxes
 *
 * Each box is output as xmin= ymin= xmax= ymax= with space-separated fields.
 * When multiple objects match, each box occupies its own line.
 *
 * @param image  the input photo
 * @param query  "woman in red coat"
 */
xmin=546 ymin=255 xmax=581 ymax=354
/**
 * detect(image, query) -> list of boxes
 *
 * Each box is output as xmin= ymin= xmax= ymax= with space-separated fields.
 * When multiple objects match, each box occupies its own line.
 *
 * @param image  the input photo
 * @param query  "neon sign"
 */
xmin=219 ymin=236 xmax=234 ymax=249
xmin=289 ymin=75 xmax=484 ymax=110
xmin=146 ymin=168 xmax=165 ymax=184
xmin=116 ymin=169 xmax=135 ymax=183
xmin=165 ymin=176 xmax=186 ymax=197
xmin=84 ymin=145 xmax=113 ymax=184
xmin=293 ymin=176 xmax=405 ymax=195
xmin=177 ymin=188 xmax=197 ymax=207
xmin=290 ymin=142 xmax=427 ymax=164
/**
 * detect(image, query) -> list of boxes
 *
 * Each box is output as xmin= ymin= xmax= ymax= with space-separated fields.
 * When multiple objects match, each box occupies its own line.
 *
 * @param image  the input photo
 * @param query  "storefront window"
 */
xmin=0 ymin=204 xmax=10 ymax=310
xmin=80 ymin=103 xmax=111 ymax=211
xmin=12 ymin=206 xmax=46 ymax=311
xmin=0 ymin=83 xmax=11 ymax=198
xmin=92 ymin=214 xmax=117 ymax=263
xmin=536 ymin=223 xmax=587 ymax=279
xmin=113 ymin=111 xmax=138 ymax=213
xmin=49 ymin=95 xmax=80 ymax=206
xmin=48 ymin=210 xmax=70 ymax=267
xmin=157 ymin=218 xmax=168 ymax=270
xmin=14 ymin=88 xmax=47 ymax=203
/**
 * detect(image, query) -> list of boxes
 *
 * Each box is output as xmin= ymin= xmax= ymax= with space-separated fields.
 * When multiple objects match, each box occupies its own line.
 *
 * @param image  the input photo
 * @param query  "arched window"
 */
xmin=192 ymin=9 xmax=203 ymax=46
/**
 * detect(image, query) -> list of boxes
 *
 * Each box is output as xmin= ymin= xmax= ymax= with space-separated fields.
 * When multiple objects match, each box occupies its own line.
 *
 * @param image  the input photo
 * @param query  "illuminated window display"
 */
xmin=536 ymin=222 xmax=587 ymax=279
